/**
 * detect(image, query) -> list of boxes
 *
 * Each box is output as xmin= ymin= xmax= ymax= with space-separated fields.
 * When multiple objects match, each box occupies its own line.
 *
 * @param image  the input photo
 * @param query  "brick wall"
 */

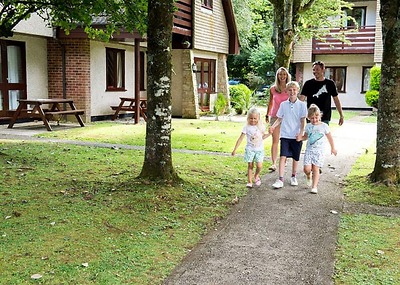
xmin=47 ymin=38 xmax=91 ymax=122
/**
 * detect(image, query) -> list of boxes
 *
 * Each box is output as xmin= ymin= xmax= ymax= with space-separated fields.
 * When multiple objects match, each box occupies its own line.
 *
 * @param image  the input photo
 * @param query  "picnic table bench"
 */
xmin=7 ymin=98 xmax=85 ymax=131
xmin=111 ymin=97 xmax=147 ymax=121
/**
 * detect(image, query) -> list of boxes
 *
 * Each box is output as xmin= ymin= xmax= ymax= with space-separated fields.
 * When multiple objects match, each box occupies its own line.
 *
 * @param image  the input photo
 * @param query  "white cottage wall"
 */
xmin=89 ymin=41 xmax=136 ymax=117
xmin=13 ymin=14 xmax=53 ymax=37
xmin=7 ymin=34 xmax=49 ymax=100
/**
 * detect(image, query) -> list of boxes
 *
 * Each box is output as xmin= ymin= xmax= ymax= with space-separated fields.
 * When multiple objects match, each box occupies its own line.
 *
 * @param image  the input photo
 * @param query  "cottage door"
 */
xmin=0 ymin=40 xmax=27 ymax=118
xmin=194 ymin=58 xmax=215 ymax=112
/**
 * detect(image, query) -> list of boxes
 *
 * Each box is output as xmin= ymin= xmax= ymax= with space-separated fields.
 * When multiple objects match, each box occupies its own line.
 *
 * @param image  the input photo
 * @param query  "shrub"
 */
xmin=365 ymin=65 xmax=381 ymax=109
xmin=365 ymin=90 xmax=379 ymax=109
xmin=369 ymin=66 xmax=381 ymax=91
xmin=229 ymin=84 xmax=252 ymax=114
xmin=214 ymin=93 xmax=227 ymax=120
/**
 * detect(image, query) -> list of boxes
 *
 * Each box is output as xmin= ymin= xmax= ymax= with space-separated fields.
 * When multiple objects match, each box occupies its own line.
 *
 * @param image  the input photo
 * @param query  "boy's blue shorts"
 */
xmin=280 ymin=138 xmax=302 ymax=161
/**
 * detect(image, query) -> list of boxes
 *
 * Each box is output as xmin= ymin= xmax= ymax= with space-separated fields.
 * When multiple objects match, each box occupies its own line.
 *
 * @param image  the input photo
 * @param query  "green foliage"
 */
xmin=297 ymin=0 xmax=354 ymax=41
xmin=213 ymin=93 xmax=228 ymax=118
xmin=229 ymin=84 xmax=252 ymax=114
xmin=270 ymin=0 xmax=353 ymax=68
xmin=246 ymin=72 xmax=265 ymax=91
xmin=369 ymin=65 xmax=381 ymax=91
xmin=365 ymin=90 xmax=379 ymax=109
xmin=228 ymin=0 xmax=275 ymax=80
xmin=0 ymin=0 xmax=148 ymax=39
xmin=365 ymin=66 xmax=381 ymax=108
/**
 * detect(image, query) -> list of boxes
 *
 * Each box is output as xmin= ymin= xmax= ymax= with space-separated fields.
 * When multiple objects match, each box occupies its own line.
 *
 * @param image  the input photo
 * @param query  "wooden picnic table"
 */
xmin=7 ymin=98 xmax=85 ymax=131
xmin=111 ymin=97 xmax=147 ymax=122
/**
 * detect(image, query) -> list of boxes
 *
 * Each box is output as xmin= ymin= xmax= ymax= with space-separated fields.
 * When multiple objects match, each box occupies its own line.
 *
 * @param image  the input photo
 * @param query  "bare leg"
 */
xmin=278 ymin=156 xmax=286 ymax=179
xmin=254 ymin=161 xmax=262 ymax=181
xmin=304 ymin=165 xmax=312 ymax=177
xmin=247 ymin=162 xmax=254 ymax=184
xmin=292 ymin=159 xmax=299 ymax=177
xmin=270 ymin=125 xmax=281 ymax=168
xmin=312 ymin=164 xmax=320 ymax=189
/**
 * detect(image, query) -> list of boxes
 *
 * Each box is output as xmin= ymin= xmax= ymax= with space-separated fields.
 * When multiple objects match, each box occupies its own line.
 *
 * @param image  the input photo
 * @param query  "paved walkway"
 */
xmin=0 ymin=115 xmax=379 ymax=285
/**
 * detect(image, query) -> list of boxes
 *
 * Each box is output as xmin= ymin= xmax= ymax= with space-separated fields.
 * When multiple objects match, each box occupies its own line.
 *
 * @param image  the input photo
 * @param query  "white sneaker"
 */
xmin=305 ymin=174 xmax=312 ymax=187
xmin=290 ymin=176 xmax=298 ymax=186
xmin=311 ymin=188 xmax=318 ymax=194
xmin=272 ymin=179 xmax=284 ymax=189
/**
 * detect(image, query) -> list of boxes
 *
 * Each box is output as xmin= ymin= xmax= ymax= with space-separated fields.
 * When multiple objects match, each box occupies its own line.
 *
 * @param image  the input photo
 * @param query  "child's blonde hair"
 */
xmin=246 ymin=107 xmax=264 ymax=130
xmin=307 ymin=103 xmax=322 ymax=118
xmin=286 ymin=81 xmax=300 ymax=90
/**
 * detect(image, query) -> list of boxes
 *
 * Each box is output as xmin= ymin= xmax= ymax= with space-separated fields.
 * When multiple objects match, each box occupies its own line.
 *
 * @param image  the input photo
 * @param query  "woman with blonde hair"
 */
xmin=266 ymin=67 xmax=292 ymax=171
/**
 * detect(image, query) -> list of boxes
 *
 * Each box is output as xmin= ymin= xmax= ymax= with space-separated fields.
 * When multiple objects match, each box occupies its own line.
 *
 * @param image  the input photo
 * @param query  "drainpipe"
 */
xmin=134 ymin=38 xmax=140 ymax=124
xmin=61 ymin=44 xmax=66 ymax=101
xmin=53 ymin=28 xmax=67 ymax=103
xmin=53 ymin=27 xmax=67 ymax=121
xmin=61 ymin=44 xmax=67 ymax=114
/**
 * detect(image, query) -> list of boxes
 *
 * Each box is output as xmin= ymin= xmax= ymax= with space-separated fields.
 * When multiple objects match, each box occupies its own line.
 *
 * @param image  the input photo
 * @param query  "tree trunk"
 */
xmin=370 ymin=0 xmax=400 ymax=185
xmin=139 ymin=0 xmax=180 ymax=182
xmin=271 ymin=2 xmax=293 ymax=70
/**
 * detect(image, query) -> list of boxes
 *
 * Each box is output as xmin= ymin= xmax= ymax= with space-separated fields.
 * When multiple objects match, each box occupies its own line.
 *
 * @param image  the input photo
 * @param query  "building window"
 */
xmin=325 ymin=67 xmax=346 ymax=93
xmin=344 ymin=7 xmax=366 ymax=28
xmin=362 ymin=66 xmax=372 ymax=93
xmin=106 ymin=48 xmax=125 ymax=91
xmin=202 ymin=0 xmax=213 ymax=10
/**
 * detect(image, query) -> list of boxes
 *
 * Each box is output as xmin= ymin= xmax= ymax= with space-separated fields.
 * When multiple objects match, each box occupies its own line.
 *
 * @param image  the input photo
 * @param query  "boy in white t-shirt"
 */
xmin=269 ymin=81 xmax=307 ymax=189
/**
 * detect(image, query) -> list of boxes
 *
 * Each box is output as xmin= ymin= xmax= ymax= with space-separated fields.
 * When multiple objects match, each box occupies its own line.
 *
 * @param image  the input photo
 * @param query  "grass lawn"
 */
xmin=1 ymin=110 xmax=398 ymax=284
xmin=37 ymin=119 xmax=253 ymax=154
xmin=335 ymin=143 xmax=400 ymax=285
xmin=0 ymin=142 xmax=247 ymax=284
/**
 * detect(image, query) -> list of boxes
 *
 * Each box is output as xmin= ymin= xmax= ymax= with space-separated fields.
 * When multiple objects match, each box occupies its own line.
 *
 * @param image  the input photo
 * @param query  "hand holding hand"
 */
xmin=269 ymin=126 xmax=275 ymax=134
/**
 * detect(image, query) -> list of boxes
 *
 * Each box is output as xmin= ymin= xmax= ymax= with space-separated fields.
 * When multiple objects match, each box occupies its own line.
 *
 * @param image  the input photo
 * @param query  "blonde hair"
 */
xmin=246 ymin=107 xmax=264 ymax=130
xmin=273 ymin=67 xmax=292 ymax=93
xmin=307 ymin=103 xmax=322 ymax=118
xmin=286 ymin=80 xmax=300 ymax=90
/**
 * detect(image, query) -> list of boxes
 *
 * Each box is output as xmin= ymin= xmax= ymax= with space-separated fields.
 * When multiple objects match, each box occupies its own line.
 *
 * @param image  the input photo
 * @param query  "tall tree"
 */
xmin=370 ymin=0 xmax=400 ymax=185
xmin=139 ymin=0 xmax=179 ymax=182
xmin=268 ymin=0 xmax=351 ymax=69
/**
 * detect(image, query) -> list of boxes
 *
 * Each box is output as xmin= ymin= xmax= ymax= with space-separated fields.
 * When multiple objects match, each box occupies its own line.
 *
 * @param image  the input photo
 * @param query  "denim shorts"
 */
xmin=244 ymin=148 xmax=264 ymax=163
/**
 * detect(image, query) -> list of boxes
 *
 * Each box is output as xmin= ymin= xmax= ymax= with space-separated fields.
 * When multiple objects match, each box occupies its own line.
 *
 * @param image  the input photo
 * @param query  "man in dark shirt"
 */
xmin=300 ymin=61 xmax=344 ymax=125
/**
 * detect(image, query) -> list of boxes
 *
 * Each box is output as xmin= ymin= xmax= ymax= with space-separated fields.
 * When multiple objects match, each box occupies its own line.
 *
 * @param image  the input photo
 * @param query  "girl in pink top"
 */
xmin=266 ymin=67 xmax=291 ymax=171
